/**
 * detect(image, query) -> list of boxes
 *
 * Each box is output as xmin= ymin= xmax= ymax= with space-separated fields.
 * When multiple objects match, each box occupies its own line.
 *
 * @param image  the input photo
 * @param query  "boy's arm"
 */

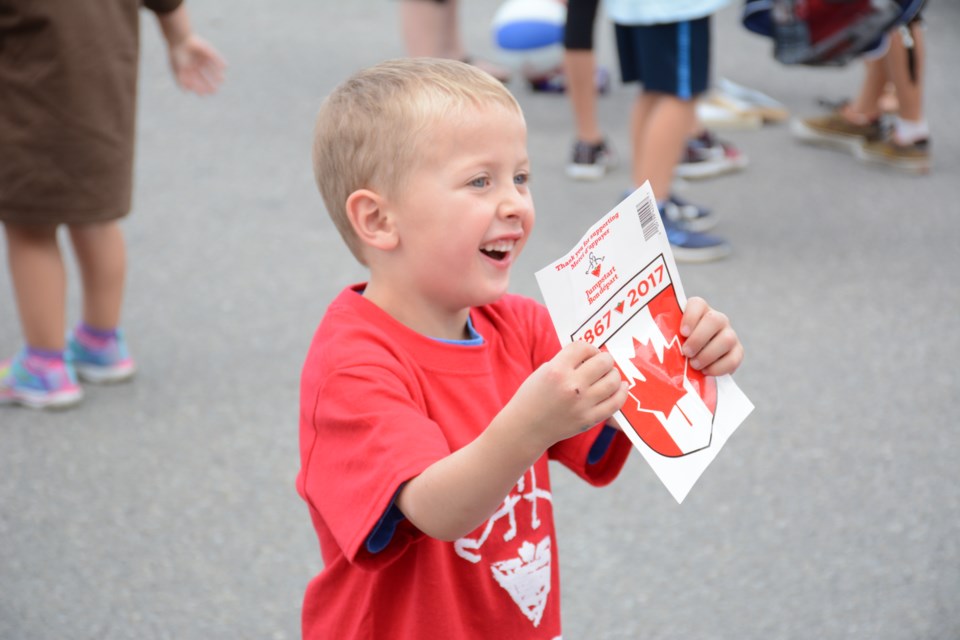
xmin=153 ymin=4 xmax=226 ymax=95
xmin=396 ymin=340 xmax=628 ymax=542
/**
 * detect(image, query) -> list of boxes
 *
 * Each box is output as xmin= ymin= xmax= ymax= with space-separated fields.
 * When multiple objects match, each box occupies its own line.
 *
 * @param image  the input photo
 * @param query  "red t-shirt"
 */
xmin=297 ymin=286 xmax=632 ymax=639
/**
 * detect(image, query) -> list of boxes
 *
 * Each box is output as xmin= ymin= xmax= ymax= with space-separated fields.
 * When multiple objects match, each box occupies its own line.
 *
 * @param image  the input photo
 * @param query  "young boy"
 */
xmin=299 ymin=58 xmax=743 ymax=639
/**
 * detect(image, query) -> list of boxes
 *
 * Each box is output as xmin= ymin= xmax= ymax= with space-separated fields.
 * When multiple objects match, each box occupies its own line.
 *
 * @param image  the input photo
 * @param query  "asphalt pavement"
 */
xmin=2 ymin=1 xmax=958 ymax=638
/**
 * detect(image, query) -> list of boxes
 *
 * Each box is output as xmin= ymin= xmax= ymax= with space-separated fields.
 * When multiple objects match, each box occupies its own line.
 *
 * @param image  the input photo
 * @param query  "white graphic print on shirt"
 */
xmin=454 ymin=467 xmax=553 ymax=627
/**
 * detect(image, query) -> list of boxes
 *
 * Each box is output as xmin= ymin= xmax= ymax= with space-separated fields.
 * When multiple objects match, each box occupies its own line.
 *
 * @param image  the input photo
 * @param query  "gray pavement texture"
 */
xmin=2 ymin=1 xmax=959 ymax=639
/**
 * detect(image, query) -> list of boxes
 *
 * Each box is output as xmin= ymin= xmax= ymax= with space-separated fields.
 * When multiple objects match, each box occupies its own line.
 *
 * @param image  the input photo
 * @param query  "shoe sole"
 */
xmin=566 ymin=164 xmax=609 ymax=181
xmin=790 ymin=118 xmax=864 ymax=155
xmin=0 ymin=388 xmax=83 ymax=410
xmin=671 ymin=243 xmax=732 ymax=263
xmin=675 ymin=158 xmax=748 ymax=180
xmin=74 ymin=363 xmax=136 ymax=384
xmin=855 ymin=146 xmax=931 ymax=174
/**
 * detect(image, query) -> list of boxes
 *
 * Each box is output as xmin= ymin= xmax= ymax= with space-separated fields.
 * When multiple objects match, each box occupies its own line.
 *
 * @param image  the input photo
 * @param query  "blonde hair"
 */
xmin=312 ymin=57 xmax=523 ymax=264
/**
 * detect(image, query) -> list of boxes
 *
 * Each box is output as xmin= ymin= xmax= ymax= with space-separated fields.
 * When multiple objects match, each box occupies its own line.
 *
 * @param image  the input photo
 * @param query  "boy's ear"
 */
xmin=345 ymin=188 xmax=399 ymax=252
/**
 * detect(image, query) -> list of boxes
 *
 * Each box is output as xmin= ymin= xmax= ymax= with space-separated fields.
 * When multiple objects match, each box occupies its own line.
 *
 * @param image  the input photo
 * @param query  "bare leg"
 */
xmin=847 ymin=55 xmax=888 ymax=123
xmin=564 ymin=49 xmax=603 ymax=144
xmin=399 ymin=0 xmax=509 ymax=80
xmin=399 ymin=0 xmax=449 ymax=57
xmin=68 ymin=221 xmax=127 ymax=332
xmin=632 ymin=92 xmax=697 ymax=200
xmin=3 ymin=222 xmax=67 ymax=351
xmin=885 ymin=22 xmax=924 ymax=125
xmin=629 ymin=91 xmax=656 ymax=187
xmin=438 ymin=0 xmax=464 ymax=60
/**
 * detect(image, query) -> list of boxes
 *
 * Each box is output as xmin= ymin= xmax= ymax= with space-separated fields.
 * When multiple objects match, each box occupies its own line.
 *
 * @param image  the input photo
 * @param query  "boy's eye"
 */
xmin=469 ymin=177 xmax=489 ymax=188
xmin=514 ymin=173 xmax=529 ymax=186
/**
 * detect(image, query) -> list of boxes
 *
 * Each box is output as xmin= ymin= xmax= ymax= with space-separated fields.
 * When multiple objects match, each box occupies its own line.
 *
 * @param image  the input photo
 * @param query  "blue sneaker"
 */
xmin=67 ymin=329 xmax=136 ymax=384
xmin=0 ymin=349 xmax=83 ymax=410
xmin=662 ymin=216 xmax=732 ymax=263
xmin=660 ymin=195 xmax=718 ymax=232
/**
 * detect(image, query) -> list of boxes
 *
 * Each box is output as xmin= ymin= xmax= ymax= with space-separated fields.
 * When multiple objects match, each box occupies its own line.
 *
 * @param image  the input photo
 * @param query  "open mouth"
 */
xmin=480 ymin=239 xmax=515 ymax=262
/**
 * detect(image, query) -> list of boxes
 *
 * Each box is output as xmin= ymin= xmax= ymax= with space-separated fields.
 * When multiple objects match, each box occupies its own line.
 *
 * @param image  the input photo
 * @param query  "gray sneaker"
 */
xmin=566 ymin=139 xmax=617 ymax=181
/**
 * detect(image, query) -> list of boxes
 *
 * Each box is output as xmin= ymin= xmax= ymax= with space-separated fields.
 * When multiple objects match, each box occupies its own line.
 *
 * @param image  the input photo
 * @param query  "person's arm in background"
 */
xmin=155 ymin=4 xmax=227 ymax=95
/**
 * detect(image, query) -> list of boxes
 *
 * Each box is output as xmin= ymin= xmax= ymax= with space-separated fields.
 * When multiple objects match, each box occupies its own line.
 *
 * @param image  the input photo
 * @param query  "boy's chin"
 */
xmin=471 ymin=280 xmax=512 ymax=306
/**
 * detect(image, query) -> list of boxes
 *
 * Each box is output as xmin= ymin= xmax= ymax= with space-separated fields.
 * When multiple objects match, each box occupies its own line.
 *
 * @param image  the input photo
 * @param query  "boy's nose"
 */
xmin=498 ymin=188 xmax=531 ymax=219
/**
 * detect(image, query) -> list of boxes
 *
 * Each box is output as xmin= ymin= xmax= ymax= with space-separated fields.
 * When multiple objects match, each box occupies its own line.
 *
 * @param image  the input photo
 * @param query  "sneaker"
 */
xmin=696 ymin=99 xmax=763 ymax=131
xmin=858 ymin=137 xmax=931 ymax=174
xmin=0 ymin=349 xmax=83 ymax=410
xmin=660 ymin=195 xmax=718 ymax=232
xmin=661 ymin=216 xmax=732 ymax=263
xmin=675 ymin=131 xmax=749 ymax=180
xmin=528 ymin=65 xmax=611 ymax=95
xmin=791 ymin=111 xmax=884 ymax=154
xmin=714 ymin=78 xmax=790 ymax=124
xmin=67 ymin=329 xmax=136 ymax=384
xmin=567 ymin=139 xmax=617 ymax=181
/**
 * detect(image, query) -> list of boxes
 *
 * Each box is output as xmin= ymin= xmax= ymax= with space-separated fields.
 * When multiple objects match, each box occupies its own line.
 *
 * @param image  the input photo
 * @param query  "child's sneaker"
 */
xmin=0 ymin=349 xmax=83 ymax=410
xmin=858 ymin=137 xmax=931 ymax=174
xmin=67 ymin=328 xmax=136 ymax=384
xmin=791 ymin=111 xmax=884 ymax=154
xmin=661 ymin=217 xmax=732 ymax=263
xmin=714 ymin=77 xmax=790 ymax=124
xmin=528 ymin=65 xmax=611 ymax=95
xmin=660 ymin=194 xmax=718 ymax=232
xmin=675 ymin=131 xmax=749 ymax=180
xmin=567 ymin=139 xmax=617 ymax=181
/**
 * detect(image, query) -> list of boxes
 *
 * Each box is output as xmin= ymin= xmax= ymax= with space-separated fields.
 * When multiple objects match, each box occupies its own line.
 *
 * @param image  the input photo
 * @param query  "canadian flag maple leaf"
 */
xmin=605 ymin=288 xmax=718 ymax=457
xmin=629 ymin=337 xmax=687 ymax=419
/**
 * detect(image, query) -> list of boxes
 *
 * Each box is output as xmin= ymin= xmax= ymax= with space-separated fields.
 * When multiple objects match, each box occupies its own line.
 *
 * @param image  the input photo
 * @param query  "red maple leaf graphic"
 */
xmin=607 ymin=287 xmax=719 ymax=457
xmin=629 ymin=337 xmax=687 ymax=418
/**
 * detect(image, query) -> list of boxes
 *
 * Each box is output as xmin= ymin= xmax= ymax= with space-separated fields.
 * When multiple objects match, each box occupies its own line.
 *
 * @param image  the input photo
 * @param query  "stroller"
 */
xmin=742 ymin=0 xmax=927 ymax=66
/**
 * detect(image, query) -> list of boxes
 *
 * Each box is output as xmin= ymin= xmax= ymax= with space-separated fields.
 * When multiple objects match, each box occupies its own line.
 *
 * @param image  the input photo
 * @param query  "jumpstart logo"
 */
xmin=584 ymin=251 xmax=604 ymax=277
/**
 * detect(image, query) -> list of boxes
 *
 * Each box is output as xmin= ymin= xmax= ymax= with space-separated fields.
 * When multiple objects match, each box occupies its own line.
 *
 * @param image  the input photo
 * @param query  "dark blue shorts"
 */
xmin=614 ymin=16 xmax=711 ymax=100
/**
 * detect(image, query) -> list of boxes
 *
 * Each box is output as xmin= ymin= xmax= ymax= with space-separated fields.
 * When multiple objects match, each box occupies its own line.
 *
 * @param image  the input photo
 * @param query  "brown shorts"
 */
xmin=0 ymin=1 xmax=141 ymax=225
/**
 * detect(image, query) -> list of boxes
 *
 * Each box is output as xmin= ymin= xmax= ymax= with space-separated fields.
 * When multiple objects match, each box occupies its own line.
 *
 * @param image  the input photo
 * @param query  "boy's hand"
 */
xmin=507 ymin=341 xmax=629 ymax=452
xmin=680 ymin=297 xmax=743 ymax=377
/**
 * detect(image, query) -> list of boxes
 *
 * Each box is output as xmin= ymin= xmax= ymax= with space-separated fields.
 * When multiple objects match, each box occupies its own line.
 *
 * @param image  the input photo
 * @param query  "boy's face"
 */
xmin=381 ymin=103 xmax=534 ymax=320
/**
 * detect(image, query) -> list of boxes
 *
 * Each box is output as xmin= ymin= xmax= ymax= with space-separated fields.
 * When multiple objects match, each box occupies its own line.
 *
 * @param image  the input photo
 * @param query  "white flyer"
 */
xmin=535 ymin=183 xmax=753 ymax=503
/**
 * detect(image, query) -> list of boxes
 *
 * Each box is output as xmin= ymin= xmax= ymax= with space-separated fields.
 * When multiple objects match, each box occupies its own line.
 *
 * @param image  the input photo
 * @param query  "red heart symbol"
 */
xmin=615 ymin=301 xmax=624 ymax=313
xmin=591 ymin=266 xmax=601 ymax=277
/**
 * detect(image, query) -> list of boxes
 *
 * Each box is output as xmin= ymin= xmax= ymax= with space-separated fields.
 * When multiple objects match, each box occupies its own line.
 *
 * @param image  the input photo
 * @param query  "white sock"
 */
xmin=894 ymin=117 xmax=929 ymax=144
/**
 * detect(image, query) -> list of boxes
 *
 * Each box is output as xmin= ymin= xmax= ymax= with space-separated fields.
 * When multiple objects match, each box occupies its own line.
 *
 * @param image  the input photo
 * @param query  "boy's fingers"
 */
xmin=699 ymin=343 xmax=744 ymax=377
xmin=682 ymin=308 xmax=729 ymax=358
xmin=680 ymin=297 xmax=708 ymax=337
xmin=559 ymin=339 xmax=601 ymax=366
xmin=689 ymin=328 xmax=740 ymax=371
xmin=574 ymin=348 xmax=616 ymax=382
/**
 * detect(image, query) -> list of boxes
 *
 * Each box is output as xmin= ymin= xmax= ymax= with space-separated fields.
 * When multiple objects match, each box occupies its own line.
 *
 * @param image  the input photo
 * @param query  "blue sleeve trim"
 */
xmin=366 ymin=490 xmax=407 ymax=554
xmin=587 ymin=425 xmax=618 ymax=465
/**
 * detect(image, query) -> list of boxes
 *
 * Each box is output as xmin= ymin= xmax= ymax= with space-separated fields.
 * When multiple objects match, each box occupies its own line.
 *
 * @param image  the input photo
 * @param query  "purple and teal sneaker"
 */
xmin=0 ymin=349 xmax=83 ymax=410
xmin=67 ymin=327 xmax=136 ymax=384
